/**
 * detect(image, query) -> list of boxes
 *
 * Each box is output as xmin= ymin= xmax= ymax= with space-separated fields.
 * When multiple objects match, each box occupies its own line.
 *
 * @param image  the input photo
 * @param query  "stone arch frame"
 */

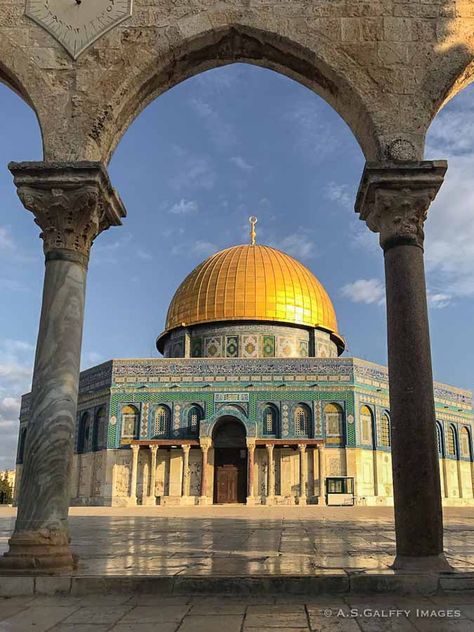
xmin=0 ymin=33 xmax=53 ymax=155
xmin=182 ymin=403 xmax=204 ymax=437
xmin=436 ymin=420 xmax=445 ymax=458
xmin=78 ymin=411 xmax=92 ymax=454
xmin=201 ymin=405 xmax=256 ymax=439
xmin=153 ymin=404 xmax=172 ymax=438
xmin=93 ymin=22 xmax=382 ymax=164
xmin=378 ymin=410 xmax=391 ymax=450
xmin=322 ymin=401 xmax=345 ymax=444
xmin=261 ymin=403 xmax=279 ymax=437
xmin=293 ymin=402 xmax=312 ymax=438
xmin=459 ymin=426 xmax=473 ymax=461
xmin=93 ymin=406 xmax=106 ymax=452
xmin=446 ymin=423 xmax=459 ymax=459
xmin=17 ymin=427 xmax=27 ymax=465
xmin=359 ymin=403 xmax=376 ymax=449
xmin=120 ymin=404 xmax=140 ymax=440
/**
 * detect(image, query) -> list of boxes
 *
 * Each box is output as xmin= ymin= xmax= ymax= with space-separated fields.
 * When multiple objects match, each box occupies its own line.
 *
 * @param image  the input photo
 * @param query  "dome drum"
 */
xmin=158 ymin=321 xmax=340 ymax=359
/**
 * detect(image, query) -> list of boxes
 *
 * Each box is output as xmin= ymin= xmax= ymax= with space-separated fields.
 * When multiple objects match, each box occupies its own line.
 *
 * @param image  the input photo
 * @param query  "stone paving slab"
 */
xmin=1 ymin=506 xmax=473 ymax=580
xmin=0 ymin=594 xmax=473 ymax=632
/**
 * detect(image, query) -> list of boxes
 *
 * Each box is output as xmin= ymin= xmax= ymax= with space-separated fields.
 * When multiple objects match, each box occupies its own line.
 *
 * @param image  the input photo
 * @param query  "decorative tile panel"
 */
xmin=225 ymin=335 xmax=239 ymax=357
xmin=242 ymin=335 xmax=258 ymax=358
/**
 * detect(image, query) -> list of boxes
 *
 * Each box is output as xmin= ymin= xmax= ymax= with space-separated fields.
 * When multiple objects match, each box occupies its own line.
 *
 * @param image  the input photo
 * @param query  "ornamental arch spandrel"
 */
xmin=1 ymin=1 xmax=474 ymax=163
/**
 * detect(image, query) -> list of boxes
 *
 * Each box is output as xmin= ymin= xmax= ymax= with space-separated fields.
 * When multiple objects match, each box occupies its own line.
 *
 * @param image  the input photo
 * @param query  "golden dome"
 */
xmin=162 ymin=243 xmax=343 ymax=346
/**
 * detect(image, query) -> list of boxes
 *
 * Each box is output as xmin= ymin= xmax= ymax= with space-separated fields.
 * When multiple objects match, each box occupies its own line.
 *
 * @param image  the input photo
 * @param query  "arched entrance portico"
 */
xmin=212 ymin=417 xmax=247 ymax=504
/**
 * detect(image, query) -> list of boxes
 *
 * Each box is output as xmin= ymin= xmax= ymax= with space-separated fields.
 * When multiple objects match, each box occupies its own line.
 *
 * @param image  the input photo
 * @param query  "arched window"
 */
xmin=154 ymin=405 xmax=170 ymax=437
xmin=294 ymin=404 xmax=311 ymax=437
xmin=18 ymin=427 xmax=27 ymax=464
xmin=187 ymin=405 xmax=202 ymax=435
xmin=360 ymin=405 xmax=373 ymax=446
xmin=263 ymin=404 xmax=278 ymax=435
xmin=446 ymin=425 xmax=457 ymax=457
xmin=324 ymin=403 xmax=343 ymax=437
xmin=379 ymin=413 xmax=391 ymax=448
xmin=460 ymin=427 xmax=472 ymax=459
xmin=79 ymin=412 xmax=92 ymax=453
xmin=436 ymin=423 xmax=444 ymax=457
xmin=121 ymin=405 xmax=139 ymax=439
xmin=93 ymin=407 xmax=106 ymax=451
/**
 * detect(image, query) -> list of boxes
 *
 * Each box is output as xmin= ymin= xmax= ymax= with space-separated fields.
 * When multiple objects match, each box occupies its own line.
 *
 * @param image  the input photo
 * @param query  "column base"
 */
xmin=198 ymin=496 xmax=211 ymax=505
xmin=264 ymin=496 xmax=275 ymax=506
xmin=392 ymin=553 xmax=452 ymax=572
xmin=298 ymin=496 xmax=307 ymax=506
xmin=318 ymin=497 xmax=326 ymax=506
xmin=142 ymin=496 xmax=156 ymax=506
xmin=246 ymin=496 xmax=258 ymax=506
xmin=0 ymin=530 xmax=76 ymax=571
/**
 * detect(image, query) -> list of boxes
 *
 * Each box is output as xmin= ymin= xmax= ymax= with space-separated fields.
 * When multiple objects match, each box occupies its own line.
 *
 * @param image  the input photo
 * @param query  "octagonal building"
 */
xmin=15 ymin=233 xmax=474 ymax=507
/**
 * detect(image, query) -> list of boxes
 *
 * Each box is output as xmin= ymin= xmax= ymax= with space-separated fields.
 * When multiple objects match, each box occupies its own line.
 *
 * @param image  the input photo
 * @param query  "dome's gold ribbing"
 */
xmin=164 ymin=242 xmax=341 ymax=342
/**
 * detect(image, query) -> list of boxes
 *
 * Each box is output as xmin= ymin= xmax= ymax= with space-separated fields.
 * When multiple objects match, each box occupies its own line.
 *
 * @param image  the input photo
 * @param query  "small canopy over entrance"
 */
xmin=212 ymin=416 xmax=247 ymax=504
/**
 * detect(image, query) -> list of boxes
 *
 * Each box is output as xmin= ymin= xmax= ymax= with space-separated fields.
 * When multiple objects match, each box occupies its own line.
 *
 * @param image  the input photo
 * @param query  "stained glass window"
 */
xmin=154 ymin=405 xmax=170 ymax=436
xmin=294 ymin=404 xmax=310 ymax=437
xmin=446 ymin=425 xmax=457 ymax=457
xmin=380 ymin=413 xmax=391 ymax=447
xmin=263 ymin=405 xmax=278 ymax=435
xmin=460 ymin=427 xmax=471 ymax=459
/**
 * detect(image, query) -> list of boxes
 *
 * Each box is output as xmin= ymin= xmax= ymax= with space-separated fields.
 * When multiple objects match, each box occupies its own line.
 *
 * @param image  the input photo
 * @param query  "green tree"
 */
xmin=0 ymin=476 xmax=12 ymax=505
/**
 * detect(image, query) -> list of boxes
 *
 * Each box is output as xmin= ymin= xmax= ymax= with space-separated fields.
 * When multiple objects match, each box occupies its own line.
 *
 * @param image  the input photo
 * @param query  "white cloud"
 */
xmin=189 ymin=97 xmax=236 ymax=150
xmin=284 ymin=101 xmax=334 ymax=164
xmin=169 ymin=199 xmax=199 ymax=215
xmin=428 ymin=292 xmax=451 ymax=309
xmin=229 ymin=156 xmax=253 ymax=172
xmin=136 ymin=249 xmax=153 ymax=261
xmin=0 ymin=226 xmax=14 ymax=251
xmin=171 ymin=239 xmax=219 ymax=258
xmin=341 ymin=278 xmax=385 ymax=305
xmin=0 ymin=340 xmax=34 ymax=469
xmin=170 ymin=148 xmax=215 ymax=191
xmin=325 ymin=182 xmax=353 ymax=211
xmin=270 ymin=231 xmax=316 ymax=260
xmin=82 ymin=351 xmax=105 ymax=368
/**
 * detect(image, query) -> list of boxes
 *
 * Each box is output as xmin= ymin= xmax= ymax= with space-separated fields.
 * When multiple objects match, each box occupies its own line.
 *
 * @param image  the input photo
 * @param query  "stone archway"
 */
xmin=212 ymin=416 xmax=247 ymax=504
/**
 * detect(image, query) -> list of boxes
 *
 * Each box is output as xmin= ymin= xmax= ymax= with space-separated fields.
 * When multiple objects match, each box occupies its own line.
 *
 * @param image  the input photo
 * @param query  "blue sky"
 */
xmin=0 ymin=63 xmax=473 ymax=468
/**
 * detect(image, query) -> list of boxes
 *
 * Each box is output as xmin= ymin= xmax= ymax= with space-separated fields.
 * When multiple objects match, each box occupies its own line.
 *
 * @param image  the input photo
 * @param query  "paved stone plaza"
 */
xmin=0 ymin=506 xmax=473 ymax=577
xmin=1 ymin=592 xmax=474 ymax=632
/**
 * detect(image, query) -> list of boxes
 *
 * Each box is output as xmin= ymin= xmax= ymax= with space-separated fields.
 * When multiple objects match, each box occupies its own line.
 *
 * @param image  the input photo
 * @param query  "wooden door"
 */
xmin=216 ymin=464 xmax=239 ymax=503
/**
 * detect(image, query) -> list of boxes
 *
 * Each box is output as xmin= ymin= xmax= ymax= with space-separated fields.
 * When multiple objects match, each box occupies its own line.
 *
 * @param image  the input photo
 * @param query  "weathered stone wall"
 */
xmin=2 ymin=1 xmax=474 ymax=165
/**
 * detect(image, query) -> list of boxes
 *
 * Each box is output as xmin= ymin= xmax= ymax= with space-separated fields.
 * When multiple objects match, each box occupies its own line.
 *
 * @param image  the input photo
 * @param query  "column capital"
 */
xmin=182 ymin=444 xmax=191 ymax=453
xmin=9 ymin=161 xmax=126 ymax=263
xmin=355 ymin=161 xmax=446 ymax=251
xmin=266 ymin=443 xmax=274 ymax=452
xmin=200 ymin=438 xmax=212 ymax=450
xmin=298 ymin=443 xmax=306 ymax=452
xmin=149 ymin=444 xmax=159 ymax=454
xmin=131 ymin=444 xmax=140 ymax=453
xmin=246 ymin=438 xmax=256 ymax=449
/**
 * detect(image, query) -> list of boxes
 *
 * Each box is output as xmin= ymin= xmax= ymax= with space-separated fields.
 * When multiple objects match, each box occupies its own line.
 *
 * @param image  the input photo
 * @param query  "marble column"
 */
xmin=143 ymin=445 xmax=158 ymax=506
xmin=356 ymin=161 xmax=449 ymax=570
xmin=318 ymin=445 xmax=326 ymax=505
xmin=199 ymin=439 xmax=211 ymax=504
xmin=0 ymin=162 xmax=125 ymax=570
xmin=182 ymin=445 xmax=191 ymax=499
xmin=298 ymin=444 xmax=307 ymax=505
xmin=129 ymin=445 xmax=140 ymax=505
xmin=247 ymin=439 xmax=256 ymax=504
xmin=266 ymin=444 xmax=275 ymax=504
